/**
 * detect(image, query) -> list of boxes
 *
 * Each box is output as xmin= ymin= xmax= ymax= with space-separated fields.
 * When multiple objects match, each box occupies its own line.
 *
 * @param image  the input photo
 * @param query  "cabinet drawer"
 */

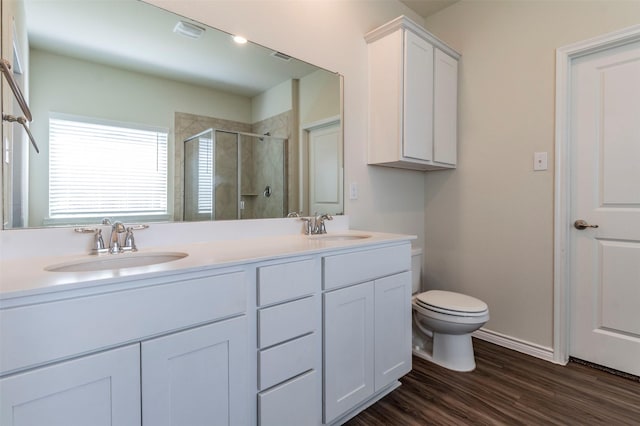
xmin=323 ymin=244 xmax=411 ymax=290
xmin=258 ymin=370 xmax=318 ymax=426
xmin=258 ymin=296 xmax=315 ymax=348
xmin=0 ymin=271 xmax=246 ymax=375
xmin=257 ymin=259 xmax=315 ymax=306
xmin=258 ymin=333 xmax=315 ymax=391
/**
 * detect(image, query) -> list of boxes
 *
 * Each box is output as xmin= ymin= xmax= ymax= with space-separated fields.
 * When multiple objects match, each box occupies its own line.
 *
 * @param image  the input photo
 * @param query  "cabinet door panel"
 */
xmin=434 ymin=48 xmax=458 ymax=165
xmin=0 ymin=344 xmax=140 ymax=426
xmin=323 ymin=282 xmax=374 ymax=423
xmin=374 ymin=272 xmax=412 ymax=391
xmin=403 ymin=29 xmax=434 ymax=161
xmin=141 ymin=317 xmax=248 ymax=426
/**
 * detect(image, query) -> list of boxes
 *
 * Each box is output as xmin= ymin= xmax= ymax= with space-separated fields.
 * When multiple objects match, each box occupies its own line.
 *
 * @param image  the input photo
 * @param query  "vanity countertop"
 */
xmin=0 ymin=230 xmax=414 ymax=302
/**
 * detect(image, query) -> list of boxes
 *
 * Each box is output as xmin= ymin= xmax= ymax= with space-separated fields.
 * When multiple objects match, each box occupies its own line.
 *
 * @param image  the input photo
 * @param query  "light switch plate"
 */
xmin=349 ymin=182 xmax=358 ymax=200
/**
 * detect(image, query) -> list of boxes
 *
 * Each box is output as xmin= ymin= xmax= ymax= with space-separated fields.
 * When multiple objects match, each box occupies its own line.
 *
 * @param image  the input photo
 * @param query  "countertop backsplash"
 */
xmin=0 ymin=216 xmax=350 ymax=261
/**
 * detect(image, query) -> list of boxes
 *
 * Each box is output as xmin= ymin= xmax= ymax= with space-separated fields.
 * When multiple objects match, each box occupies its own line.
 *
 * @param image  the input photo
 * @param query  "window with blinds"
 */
xmin=48 ymin=116 xmax=168 ymax=220
xmin=197 ymin=134 xmax=213 ymax=214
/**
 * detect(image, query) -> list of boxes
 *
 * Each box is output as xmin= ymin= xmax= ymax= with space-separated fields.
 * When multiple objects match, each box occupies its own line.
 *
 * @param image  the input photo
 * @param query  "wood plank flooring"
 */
xmin=346 ymin=339 xmax=640 ymax=425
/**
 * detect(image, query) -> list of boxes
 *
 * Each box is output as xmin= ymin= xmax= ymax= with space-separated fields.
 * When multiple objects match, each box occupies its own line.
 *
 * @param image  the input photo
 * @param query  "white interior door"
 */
xmin=308 ymin=122 xmax=343 ymax=215
xmin=569 ymin=40 xmax=640 ymax=376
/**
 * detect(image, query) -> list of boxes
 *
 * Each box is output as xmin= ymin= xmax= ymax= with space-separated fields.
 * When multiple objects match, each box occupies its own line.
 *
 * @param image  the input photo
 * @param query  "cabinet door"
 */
xmin=0 ymin=344 xmax=140 ymax=426
xmin=403 ymin=29 xmax=434 ymax=162
xmin=323 ymin=282 xmax=374 ymax=423
xmin=141 ymin=316 xmax=248 ymax=426
xmin=374 ymin=272 xmax=412 ymax=391
xmin=433 ymin=48 xmax=458 ymax=165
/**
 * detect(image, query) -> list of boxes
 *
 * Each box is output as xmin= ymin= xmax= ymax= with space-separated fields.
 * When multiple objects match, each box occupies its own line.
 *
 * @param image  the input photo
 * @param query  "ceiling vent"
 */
xmin=271 ymin=51 xmax=292 ymax=62
xmin=173 ymin=21 xmax=205 ymax=39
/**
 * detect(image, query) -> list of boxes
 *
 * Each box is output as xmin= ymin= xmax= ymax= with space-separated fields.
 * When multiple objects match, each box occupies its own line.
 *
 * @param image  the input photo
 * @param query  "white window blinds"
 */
xmin=197 ymin=135 xmax=213 ymax=214
xmin=49 ymin=116 xmax=168 ymax=219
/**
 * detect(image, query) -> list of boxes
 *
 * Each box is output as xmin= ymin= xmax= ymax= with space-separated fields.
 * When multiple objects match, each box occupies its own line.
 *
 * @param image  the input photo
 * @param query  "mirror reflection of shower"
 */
xmin=183 ymin=129 xmax=287 ymax=221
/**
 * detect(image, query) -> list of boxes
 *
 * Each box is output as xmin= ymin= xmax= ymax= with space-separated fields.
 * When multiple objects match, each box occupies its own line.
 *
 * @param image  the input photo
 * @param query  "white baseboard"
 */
xmin=473 ymin=328 xmax=562 ymax=364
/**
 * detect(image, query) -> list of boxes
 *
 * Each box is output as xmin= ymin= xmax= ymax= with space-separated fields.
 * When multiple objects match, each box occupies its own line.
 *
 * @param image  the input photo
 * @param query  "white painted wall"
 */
xmin=299 ymin=69 xmax=340 ymax=126
xmin=147 ymin=0 xmax=427 ymax=253
xmin=422 ymin=0 xmax=640 ymax=348
xmin=28 ymin=49 xmax=252 ymax=227
xmin=251 ymin=79 xmax=292 ymax=123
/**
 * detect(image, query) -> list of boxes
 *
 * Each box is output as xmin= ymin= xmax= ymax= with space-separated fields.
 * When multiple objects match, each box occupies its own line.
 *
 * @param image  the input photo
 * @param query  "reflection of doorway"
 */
xmin=555 ymin=26 xmax=640 ymax=376
xmin=301 ymin=117 xmax=342 ymax=216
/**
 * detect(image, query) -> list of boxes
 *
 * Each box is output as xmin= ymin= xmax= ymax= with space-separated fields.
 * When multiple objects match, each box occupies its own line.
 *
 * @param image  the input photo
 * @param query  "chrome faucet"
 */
xmin=103 ymin=219 xmax=126 ymax=254
xmin=300 ymin=213 xmax=333 ymax=235
xmin=314 ymin=213 xmax=333 ymax=234
xmin=74 ymin=220 xmax=148 ymax=255
xmin=101 ymin=219 xmax=148 ymax=253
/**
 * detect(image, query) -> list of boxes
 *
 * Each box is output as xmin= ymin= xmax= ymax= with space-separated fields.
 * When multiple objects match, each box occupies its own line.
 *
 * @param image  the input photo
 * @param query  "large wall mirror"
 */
xmin=1 ymin=0 xmax=343 ymax=229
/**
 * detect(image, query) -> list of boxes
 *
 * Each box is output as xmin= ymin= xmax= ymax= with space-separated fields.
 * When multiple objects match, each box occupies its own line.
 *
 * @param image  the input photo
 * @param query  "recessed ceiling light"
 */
xmin=173 ymin=21 xmax=205 ymax=39
xmin=232 ymin=35 xmax=248 ymax=44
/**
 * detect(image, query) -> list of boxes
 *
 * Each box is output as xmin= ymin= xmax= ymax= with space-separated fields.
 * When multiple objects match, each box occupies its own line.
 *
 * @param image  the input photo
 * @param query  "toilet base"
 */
xmin=432 ymin=332 xmax=476 ymax=372
xmin=412 ymin=330 xmax=477 ymax=372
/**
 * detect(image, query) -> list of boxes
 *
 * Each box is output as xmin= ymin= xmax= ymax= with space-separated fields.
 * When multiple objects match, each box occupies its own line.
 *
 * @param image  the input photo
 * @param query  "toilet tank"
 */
xmin=411 ymin=248 xmax=422 ymax=294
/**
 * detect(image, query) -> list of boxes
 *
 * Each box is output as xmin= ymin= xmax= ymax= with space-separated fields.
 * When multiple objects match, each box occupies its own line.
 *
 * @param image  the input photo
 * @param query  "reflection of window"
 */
xmin=48 ymin=115 xmax=168 ymax=219
xmin=197 ymin=135 xmax=213 ymax=214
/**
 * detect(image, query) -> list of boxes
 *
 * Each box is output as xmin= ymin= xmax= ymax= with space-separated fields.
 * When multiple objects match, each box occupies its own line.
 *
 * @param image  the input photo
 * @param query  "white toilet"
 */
xmin=411 ymin=248 xmax=489 ymax=372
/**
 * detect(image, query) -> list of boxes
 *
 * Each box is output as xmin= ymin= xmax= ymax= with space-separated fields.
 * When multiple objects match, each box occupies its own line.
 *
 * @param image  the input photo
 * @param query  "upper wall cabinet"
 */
xmin=366 ymin=16 xmax=460 ymax=171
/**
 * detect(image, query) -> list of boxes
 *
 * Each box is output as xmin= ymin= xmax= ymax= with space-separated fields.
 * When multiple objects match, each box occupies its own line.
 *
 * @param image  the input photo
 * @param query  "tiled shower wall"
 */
xmin=175 ymin=110 xmax=296 ymax=221
xmin=174 ymin=112 xmax=251 ymax=221
xmin=248 ymin=110 xmax=297 ymax=219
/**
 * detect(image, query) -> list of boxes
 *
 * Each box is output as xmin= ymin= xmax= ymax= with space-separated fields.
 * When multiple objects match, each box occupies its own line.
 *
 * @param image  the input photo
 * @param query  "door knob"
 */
xmin=574 ymin=219 xmax=599 ymax=230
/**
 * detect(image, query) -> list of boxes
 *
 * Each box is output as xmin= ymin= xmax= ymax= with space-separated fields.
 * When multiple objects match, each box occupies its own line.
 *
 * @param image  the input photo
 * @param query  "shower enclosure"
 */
xmin=183 ymin=129 xmax=287 ymax=221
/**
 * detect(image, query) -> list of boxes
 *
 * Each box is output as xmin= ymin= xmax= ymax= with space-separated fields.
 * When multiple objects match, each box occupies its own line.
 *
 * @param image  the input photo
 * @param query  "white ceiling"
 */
xmin=399 ymin=0 xmax=459 ymax=18
xmin=24 ymin=0 xmax=321 ymax=97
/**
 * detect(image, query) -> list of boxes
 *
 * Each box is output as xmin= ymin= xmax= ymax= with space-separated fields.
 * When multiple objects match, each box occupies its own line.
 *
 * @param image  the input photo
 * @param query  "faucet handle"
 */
xmin=300 ymin=217 xmax=314 ymax=235
xmin=128 ymin=224 xmax=149 ymax=231
xmin=74 ymin=227 xmax=108 ymax=255
xmin=122 ymin=227 xmax=137 ymax=252
xmin=92 ymin=229 xmax=108 ymax=255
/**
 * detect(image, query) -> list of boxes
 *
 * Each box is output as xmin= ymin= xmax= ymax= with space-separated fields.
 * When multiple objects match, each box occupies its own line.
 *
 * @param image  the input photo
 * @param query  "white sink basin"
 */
xmin=310 ymin=233 xmax=371 ymax=241
xmin=45 ymin=252 xmax=189 ymax=273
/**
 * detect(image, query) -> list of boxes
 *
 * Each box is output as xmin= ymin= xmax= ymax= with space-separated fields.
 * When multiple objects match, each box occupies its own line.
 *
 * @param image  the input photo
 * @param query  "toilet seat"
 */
xmin=414 ymin=290 xmax=488 ymax=317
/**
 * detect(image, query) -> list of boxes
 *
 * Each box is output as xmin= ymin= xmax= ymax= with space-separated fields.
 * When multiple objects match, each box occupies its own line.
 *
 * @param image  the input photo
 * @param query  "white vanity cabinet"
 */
xmin=0 ymin=231 xmax=415 ymax=426
xmin=0 ymin=344 xmax=141 ymax=426
xmin=255 ymin=258 xmax=322 ymax=426
xmin=141 ymin=316 xmax=248 ymax=426
xmin=0 ymin=269 xmax=249 ymax=426
xmin=366 ymin=16 xmax=460 ymax=171
xmin=322 ymin=244 xmax=412 ymax=425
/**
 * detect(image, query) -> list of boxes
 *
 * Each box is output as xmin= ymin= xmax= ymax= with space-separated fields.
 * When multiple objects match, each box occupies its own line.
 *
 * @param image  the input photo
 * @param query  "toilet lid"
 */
xmin=416 ymin=290 xmax=488 ymax=314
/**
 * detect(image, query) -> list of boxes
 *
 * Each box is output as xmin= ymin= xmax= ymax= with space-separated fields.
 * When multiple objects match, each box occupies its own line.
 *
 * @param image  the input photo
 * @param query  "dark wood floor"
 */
xmin=346 ymin=339 xmax=640 ymax=425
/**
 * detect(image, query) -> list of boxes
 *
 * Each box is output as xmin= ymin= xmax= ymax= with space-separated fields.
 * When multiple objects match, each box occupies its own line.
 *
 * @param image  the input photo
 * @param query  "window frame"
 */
xmin=45 ymin=113 xmax=171 ymax=226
